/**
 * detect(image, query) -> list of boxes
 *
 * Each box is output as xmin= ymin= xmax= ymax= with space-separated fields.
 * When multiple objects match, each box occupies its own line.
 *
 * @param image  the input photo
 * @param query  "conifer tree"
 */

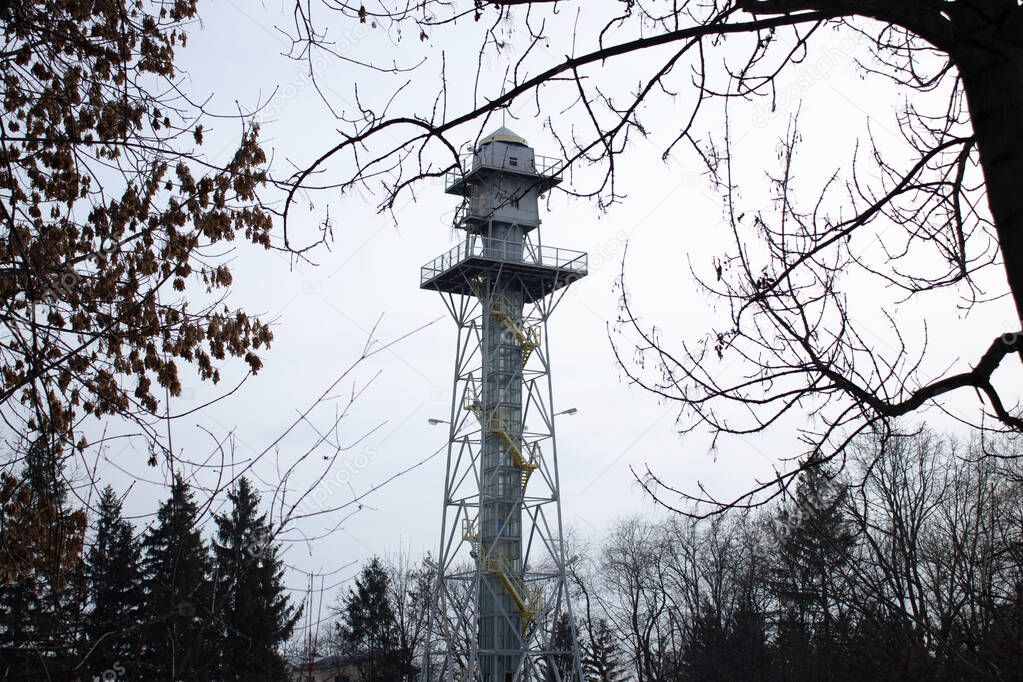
xmin=212 ymin=476 xmax=300 ymax=681
xmin=83 ymin=485 xmax=142 ymax=676
xmin=138 ymin=475 xmax=216 ymax=680
xmin=582 ymin=618 xmax=626 ymax=682
xmin=677 ymin=589 xmax=773 ymax=682
xmin=770 ymin=456 xmax=856 ymax=681
xmin=336 ymin=557 xmax=406 ymax=682
xmin=0 ymin=439 xmax=86 ymax=678
xmin=545 ymin=612 xmax=577 ymax=681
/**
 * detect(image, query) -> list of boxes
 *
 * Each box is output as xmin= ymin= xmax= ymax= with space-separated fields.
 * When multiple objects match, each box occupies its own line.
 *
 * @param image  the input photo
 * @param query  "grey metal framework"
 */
xmin=420 ymin=128 xmax=586 ymax=682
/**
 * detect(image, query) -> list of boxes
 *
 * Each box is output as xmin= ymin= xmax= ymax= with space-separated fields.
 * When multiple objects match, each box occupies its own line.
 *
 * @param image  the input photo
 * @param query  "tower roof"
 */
xmin=478 ymin=126 xmax=529 ymax=148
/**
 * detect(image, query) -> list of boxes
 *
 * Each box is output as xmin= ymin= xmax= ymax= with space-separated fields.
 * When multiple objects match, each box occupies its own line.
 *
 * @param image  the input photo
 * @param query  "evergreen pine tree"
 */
xmin=212 ymin=476 xmax=301 ymax=681
xmin=0 ymin=439 xmax=86 ymax=678
xmin=83 ymin=485 xmax=143 ymax=676
xmin=138 ymin=475 xmax=216 ymax=680
xmin=336 ymin=557 xmax=407 ymax=682
xmin=545 ymin=612 xmax=577 ymax=681
xmin=582 ymin=618 xmax=626 ymax=682
xmin=680 ymin=598 xmax=772 ymax=682
xmin=770 ymin=456 xmax=856 ymax=682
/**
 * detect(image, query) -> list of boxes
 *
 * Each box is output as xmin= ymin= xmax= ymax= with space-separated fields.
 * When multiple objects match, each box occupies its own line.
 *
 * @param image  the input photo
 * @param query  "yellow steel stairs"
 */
xmin=462 ymin=517 xmax=539 ymax=633
xmin=489 ymin=294 xmax=541 ymax=365
xmin=488 ymin=418 xmax=540 ymax=492
xmin=485 ymin=554 xmax=540 ymax=631
xmin=461 ymin=381 xmax=541 ymax=493
xmin=458 ymin=289 xmax=543 ymax=633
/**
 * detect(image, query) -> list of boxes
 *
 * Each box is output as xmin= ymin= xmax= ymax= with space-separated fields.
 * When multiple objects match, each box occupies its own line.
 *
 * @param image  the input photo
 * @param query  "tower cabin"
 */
xmin=445 ymin=126 xmax=561 ymax=235
xmin=422 ymin=127 xmax=584 ymax=303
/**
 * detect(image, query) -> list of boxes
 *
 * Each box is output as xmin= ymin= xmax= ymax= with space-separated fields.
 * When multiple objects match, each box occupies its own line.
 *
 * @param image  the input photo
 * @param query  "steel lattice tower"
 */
xmin=420 ymin=128 xmax=586 ymax=682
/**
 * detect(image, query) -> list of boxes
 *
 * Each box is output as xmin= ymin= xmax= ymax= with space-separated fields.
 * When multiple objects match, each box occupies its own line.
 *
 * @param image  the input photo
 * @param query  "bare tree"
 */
xmin=846 ymin=428 xmax=1023 ymax=679
xmin=276 ymin=0 xmax=1023 ymax=512
xmin=595 ymin=517 xmax=670 ymax=681
xmin=560 ymin=429 xmax=1022 ymax=680
xmin=385 ymin=549 xmax=434 ymax=669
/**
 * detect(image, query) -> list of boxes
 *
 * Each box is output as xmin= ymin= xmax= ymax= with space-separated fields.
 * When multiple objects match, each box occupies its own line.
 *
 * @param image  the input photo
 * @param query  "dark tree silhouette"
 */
xmin=335 ymin=557 xmax=410 ymax=682
xmin=581 ymin=618 xmax=627 ymax=682
xmin=544 ymin=611 xmax=577 ymax=681
xmin=386 ymin=553 xmax=433 ymax=677
xmin=212 ymin=477 xmax=301 ymax=681
xmin=681 ymin=599 xmax=772 ymax=682
xmin=769 ymin=457 xmax=856 ymax=681
xmin=83 ymin=485 xmax=143 ymax=677
xmin=137 ymin=475 xmax=216 ymax=680
xmin=0 ymin=439 xmax=86 ymax=679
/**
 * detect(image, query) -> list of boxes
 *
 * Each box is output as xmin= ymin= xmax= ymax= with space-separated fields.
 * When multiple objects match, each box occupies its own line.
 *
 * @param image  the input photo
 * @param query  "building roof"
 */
xmin=289 ymin=651 xmax=418 ymax=673
xmin=479 ymin=126 xmax=528 ymax=147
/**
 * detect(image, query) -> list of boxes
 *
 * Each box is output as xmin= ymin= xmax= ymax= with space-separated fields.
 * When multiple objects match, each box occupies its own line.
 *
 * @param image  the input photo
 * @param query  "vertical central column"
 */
xmin=479 ymin=222 xmax=526 ymax=682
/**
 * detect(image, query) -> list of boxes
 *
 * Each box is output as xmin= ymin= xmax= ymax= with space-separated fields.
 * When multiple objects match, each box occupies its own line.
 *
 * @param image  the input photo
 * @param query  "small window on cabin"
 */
xmin=508 ymin=156 xmax=519 ymax=167
xmin=511 ymin=198 xmax=520 ymax=209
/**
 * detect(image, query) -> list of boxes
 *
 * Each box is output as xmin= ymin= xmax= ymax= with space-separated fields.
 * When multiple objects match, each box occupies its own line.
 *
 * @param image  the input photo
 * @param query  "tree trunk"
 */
xmin=952 ymin=8 xmax=1023 ymax=328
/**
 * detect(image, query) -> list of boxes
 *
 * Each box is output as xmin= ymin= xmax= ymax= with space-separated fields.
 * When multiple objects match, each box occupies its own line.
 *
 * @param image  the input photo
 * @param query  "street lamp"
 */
xmin=554 ymin=407 xmax=578 ymax=417
xmin=427 ymin=418 xmax=449 ymax=426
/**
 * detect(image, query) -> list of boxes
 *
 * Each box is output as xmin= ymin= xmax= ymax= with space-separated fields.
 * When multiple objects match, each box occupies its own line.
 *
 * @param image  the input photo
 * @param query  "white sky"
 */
xmin=76 ymin=0 xmax=1023 ymax=637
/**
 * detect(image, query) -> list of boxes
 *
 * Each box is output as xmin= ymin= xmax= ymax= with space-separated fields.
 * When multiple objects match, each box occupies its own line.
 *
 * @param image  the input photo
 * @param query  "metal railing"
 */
xmin=445 ymin=152 xmax=564 ymax=189
xmin=421 ymin=237 xmax=587 ymax=285
xmin=453 ymin=199 xmax=485 ymax=225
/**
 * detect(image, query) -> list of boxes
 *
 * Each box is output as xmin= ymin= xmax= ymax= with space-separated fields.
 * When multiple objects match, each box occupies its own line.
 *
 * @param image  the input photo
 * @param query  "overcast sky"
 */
xmin=76 ymin=0 xmax=1023 ymax=640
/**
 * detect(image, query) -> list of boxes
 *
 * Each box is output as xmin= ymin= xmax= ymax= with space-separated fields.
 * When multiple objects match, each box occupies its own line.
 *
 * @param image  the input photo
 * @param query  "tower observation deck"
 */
xmin=420 ymin=128 xmax=586 ymax=682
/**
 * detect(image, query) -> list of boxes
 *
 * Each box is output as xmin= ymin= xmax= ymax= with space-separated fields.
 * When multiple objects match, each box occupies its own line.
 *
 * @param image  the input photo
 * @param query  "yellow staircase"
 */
xmin=469 ymin=277 xmax=486 ymax=300
xmin=462 ymin=518 xmax=540 ymax=632
xmin=489 ymin=294 xmax=541 ymax=366
xmin=459 ymin=290 xmax=544 ymax=635
xmin=485 ymin=554 xmax=540 ymax=632
xmin=462 ymin=384 xmax=542 ymax=493
xmin=462 ymin=516 xmax=479 ymax=550
xmin=462 ymin=377 xmax=484 ymax=423
xmin=488 ymin=418 xmax=540 ymax=492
